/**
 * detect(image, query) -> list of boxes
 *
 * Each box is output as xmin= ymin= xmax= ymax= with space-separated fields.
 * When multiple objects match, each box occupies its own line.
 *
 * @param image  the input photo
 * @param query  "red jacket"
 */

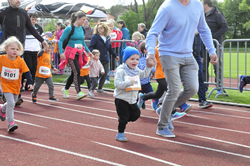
xmin=109 ymin=29 xmax=123 ymax=48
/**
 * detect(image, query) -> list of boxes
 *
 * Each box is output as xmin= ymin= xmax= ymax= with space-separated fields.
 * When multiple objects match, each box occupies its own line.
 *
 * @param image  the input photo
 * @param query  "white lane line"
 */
xmin=191 ymin=110 xmax=250 ymax=120
xmin=0 ymin=135 xmax=124 ymax=166
xmin=185 ymin=114 xmax=212 ymax=120
xmin=185 ymin=134 xmax=250 ymax=149
xmin=93 ymin=141 xmax=181 ymax=166
xmin=14 ymin=110 xmax=250 ymax=159
xmin=15 ymin=120 xmax=47 ymax=128
xmin=19 ymin=99 xmax=250 ymax=135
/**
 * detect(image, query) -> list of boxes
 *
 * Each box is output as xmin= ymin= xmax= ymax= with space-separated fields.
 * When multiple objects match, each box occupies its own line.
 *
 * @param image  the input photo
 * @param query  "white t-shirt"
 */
xmin=101 ymin=36 xmax=106 ymax=43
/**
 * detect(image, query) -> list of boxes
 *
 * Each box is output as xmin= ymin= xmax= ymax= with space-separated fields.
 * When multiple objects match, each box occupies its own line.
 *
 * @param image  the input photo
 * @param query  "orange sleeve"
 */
xmin=154 ymin=47 xmax=165 ymax=79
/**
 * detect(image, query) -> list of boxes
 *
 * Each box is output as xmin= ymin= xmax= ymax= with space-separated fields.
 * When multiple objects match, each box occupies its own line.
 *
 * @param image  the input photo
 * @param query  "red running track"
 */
xmin=0 ymin=85 xmax=250 ymax=166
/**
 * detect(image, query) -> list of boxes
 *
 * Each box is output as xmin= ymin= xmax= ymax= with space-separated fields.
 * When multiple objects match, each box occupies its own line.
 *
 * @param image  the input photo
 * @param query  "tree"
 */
xmin=239 ymin=0 xmax=250 ymax=30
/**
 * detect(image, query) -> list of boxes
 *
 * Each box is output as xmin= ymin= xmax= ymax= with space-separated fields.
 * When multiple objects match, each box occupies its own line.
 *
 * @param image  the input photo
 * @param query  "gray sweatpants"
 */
xmin=90 ymin=77 xmax=98 ymax=91
xmin=2 ymin=93 xmax=18 ymax=123
xmin=158 ymin=55 xmax=199 ymax=129
xmin=33 ymin=77 xmax=54 ymax=97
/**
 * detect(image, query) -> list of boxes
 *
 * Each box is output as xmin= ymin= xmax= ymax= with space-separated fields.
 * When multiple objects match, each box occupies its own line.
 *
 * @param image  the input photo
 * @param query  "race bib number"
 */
xmin=125 ymin=75 xmax=141 ymax=91
xmin=1 ymin=66 xmax=19 ymax=80
xmin=39 ymin=66 xmax=51 ymax=76
xmin=110 ymin=32 xmax=117 ymax=40
xmin=75 ymin=44 xmax=83 ymax=49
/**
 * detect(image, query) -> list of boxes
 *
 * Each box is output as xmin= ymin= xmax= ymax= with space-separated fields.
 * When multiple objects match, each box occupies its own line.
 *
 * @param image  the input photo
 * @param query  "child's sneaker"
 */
xmin=179 ymin=103 xmax=192 ymax=113
xmin=198 ymin=100 xmax=213 ymax=109
xmin=137 ymin=93 xmax=144 ymax=109
xmin=0 ymin=104 xmax=6 ymax=121
xmin=151 ymin=99 xmax=159 ymax=111
xmin=8 ymin=121 xmax=18 ymax=132
xmin=31 ymin=92 xmax=37 ymax=103
xmin=115 ymin=132 xmax=128 ymax=142
xmin=62 ymin=88 xmax=69 ymax=98
xmin=88 ymin=90 xmax=94 ymax=98
xmin=77 ymin=92 xmax=87 ymax=100
xmin=171 ymin=112 xmax=186 ymax=121
xmin=15 ymin=97 xmax=23 ymax=106
xmin=97 ymin=89 xmax=106 ymax=94
xmin=239 ymin=75 xmax=246 ymax=93
xmin=49 ymin=96 xmax=58 ymax=101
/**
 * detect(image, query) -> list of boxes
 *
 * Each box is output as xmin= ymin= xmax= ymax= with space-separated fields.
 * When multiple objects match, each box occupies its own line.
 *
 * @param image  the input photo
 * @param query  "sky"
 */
xmin=0 ymin=0 xmax=144 ymax=9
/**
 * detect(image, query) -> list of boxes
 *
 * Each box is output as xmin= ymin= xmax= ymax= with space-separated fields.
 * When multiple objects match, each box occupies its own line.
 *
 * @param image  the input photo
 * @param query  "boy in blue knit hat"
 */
xmin=114 ymin=46 xmax=155 ymax=142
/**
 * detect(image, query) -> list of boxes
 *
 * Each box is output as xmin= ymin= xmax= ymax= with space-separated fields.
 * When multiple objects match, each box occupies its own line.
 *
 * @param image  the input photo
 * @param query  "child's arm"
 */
xmin=88 ymin=58 xmax=94 ymax=66
xmin=23 ymin=71 xmax=33 ymax=89
xmin=37 ymin=50 xmax=45 ymax=57
xmin=99 ymin=61 xmax=105 ymax=74
xmin=114 ymin=70 xmax=133 ymax=89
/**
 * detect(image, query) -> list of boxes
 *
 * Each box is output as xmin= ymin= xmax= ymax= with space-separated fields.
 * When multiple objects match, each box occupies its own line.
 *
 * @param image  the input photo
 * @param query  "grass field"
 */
xmin=52 ymin=74 xmax=250 ymax=105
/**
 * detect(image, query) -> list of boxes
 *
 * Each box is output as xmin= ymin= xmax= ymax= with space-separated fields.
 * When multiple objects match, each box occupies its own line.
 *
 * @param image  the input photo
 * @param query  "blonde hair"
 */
xmin=92 ymin=49 xmax=100 ymax=55
xmin=0 ymin=36 xmax=24 ymax=55
xmin=106 ymin=20 xmax=114 ymax=28
xmin=94 ymin=22 xmax=110 ymax=37
xmin=132 ymin=31 xmax=142 ymax=40
xmin=138 ymin=23 xmax=146 ymax=29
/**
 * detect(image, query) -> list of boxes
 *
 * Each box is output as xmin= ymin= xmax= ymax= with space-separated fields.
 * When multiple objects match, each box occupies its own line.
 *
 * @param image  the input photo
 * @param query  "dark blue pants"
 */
xmin=140 ymin=82 xmax=157 ymax=101
xmin=194 ymin=56 xmax=206 ymax=102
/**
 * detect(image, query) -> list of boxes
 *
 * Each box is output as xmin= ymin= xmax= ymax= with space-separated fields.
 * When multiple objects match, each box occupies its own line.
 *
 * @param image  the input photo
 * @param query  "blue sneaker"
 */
xmin=137 ymin=93 xmax=144 ymax=109
xmin=156 ymin=106 xmax=161 ymax=116
xmin=115 ymin=132 xmax=128 ymax=142
xmin=239 ymin=75 xmax=246 ymax=93
xmin=168 ymin=120 xmax=174 ymax=131
xmin=156 ymin=127 xmax=175 ymax=138
xmin=216 ymin=89 xmax=222 ymax=94
xmin=179 ymin=103 xmax=192 ymax=113
xmin=151 ymin=99 xmax=159 ymax=111
xmin=171 ymin=112 xmax=186 ymax=121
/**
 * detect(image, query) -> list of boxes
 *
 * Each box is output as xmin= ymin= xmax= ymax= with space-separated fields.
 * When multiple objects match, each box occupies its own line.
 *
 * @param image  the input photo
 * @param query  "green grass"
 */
xmin=52 ymin=74 xmax=250 ymax=105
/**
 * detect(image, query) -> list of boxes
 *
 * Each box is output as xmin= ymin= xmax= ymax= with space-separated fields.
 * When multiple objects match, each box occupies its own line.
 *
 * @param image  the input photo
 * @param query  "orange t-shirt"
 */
xmin=80 ymin=57 xmax=90 ymax=77
xmin=36 ymin=52 xmax=52 ymax=78
xmin=155 ymin=47 xmax=165 ymax=79
xmin=0 ymin=55 xmax=29 ymax=95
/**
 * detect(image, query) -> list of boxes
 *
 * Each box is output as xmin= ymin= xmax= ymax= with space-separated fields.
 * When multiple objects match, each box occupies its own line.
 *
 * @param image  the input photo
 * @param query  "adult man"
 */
xmin=202 ymin=0 xmax=228 ymax=94
xmin=84 ymin=17 xmax=93 ymax=46
xmin=138 ymin=23 xmax=148 ymax=38
xmin=0 ymin=0 xmax=48 ymax=105
xmin=146 ymin=0 xmax=218 ymax=138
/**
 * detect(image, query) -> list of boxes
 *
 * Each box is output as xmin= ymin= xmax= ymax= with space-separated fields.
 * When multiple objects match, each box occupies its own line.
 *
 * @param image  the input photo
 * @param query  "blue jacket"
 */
xmin=89 ymin=34 xmax=118 ymax=64
xmin=121 ymin=27 xmax=130 ymax=48
xmin=193 ymin=34 xmax=204 ymax=58
xmin=138 ymin=53 xmax=155 ymax=85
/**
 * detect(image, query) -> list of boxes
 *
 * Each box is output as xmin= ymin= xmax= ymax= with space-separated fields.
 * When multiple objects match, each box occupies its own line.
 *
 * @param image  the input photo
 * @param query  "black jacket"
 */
xmin=193 ymin=34 xmax=204 ymax=58
xmin=89 ymin=34 xmax=118 ymax=64
xmin=0 ymin=6 xmax=44 ymax=44
xmin=205 ymin=7 xmax=228 ymax=44
xmin=140 ymin=29 xmax=148 ymax=38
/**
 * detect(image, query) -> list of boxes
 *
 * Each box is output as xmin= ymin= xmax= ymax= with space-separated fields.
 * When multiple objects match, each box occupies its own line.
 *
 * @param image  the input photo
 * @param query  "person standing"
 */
xmin=117 ymin=20 xmax=130 ymax=64
xmin=146 ymin=0 xmax=218 ymax=138
xmin=202 ymin=0 xmax=228 ymax=94
xmin=84 ymin=17 xmax=93 ymax=42
xmin=138 ymin=23 xmax=148 ymax=38
xmin=22 ymin=12 xmax=45 ymax=91
xmin=59 ymin=11 xmax=92 ymax=100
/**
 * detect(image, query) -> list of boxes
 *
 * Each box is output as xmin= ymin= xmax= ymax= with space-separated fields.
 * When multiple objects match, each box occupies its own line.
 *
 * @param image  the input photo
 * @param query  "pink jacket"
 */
xmin=88 ymin=58 xmax=104 ymax=77
xmin=59 ymin=46 xmax=88 ymax=70
xmin=55 ymin=29 xmax=64 ymax=43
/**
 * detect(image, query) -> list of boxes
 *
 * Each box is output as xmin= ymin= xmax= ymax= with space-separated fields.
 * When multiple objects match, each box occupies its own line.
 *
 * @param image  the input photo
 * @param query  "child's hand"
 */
xmin=53 ymin=68 xmax=58 ymax=73
xmin=60 ymin=53 xmax=65 ymax=60
xmin=101 ymin=71 xmax=105 ymax=74
xmin=146 ymin=58 xmax=155 ymax=68
xmin=115 ymin=56 xmax=119 ymax=61
xmin=131 ymin=80 xmax=135 ymax=85
xmin=27 ymin=85 xmax=33 ymax=91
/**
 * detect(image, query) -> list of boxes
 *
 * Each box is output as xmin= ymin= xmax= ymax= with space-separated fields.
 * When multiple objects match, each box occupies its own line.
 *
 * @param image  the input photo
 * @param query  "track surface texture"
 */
xmin=0 ymin=85 xmax=249 ymax=166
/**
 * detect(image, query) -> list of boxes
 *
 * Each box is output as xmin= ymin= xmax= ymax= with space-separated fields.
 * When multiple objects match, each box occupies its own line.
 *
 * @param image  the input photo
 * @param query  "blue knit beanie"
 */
xmin=122 ymin=46 xmax=140 ymax=63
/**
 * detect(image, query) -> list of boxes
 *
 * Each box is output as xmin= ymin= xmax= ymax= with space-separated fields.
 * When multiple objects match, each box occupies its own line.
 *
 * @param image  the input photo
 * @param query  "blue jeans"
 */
xmin=194 ymin=56 xmax=206 ymax=102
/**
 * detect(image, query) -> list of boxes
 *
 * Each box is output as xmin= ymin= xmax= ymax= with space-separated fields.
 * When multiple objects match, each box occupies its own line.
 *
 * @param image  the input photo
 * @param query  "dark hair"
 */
xmin=71 ymin=11 xmax=86 ymax=24
xmin=56 ymin=22 xmax=65 ymax=30
xmin=140 ymin=41 xmax=146 ymax=53
xmin=117 ymin=20 xmax=126 ymax=28
xmin=29 ymin=12 xmax=38 ymax=18
xmin=203 ymin=0 xmax=213 ymax=7
xmin=86 ymin=17 xmax=90 ymax=22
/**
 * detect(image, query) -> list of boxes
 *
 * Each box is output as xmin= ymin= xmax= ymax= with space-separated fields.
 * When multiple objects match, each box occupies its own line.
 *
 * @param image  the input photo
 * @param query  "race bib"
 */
xmin=39 ymin=66 xmax=51 ymax=76
xmin=75 ymin=44 xmax=83 ymax=49
xmin=1 ymin=66 xmax=19 ymax=80
xmin=125 ymin=75 xmax=141 ymax=91
xmin=110 ymin=32 xmax=117 ymax=40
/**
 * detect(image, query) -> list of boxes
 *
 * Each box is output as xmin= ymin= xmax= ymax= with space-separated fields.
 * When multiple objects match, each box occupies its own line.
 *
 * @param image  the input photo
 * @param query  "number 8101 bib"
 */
xmin=1 ymin=66 xmax=19 ymax=80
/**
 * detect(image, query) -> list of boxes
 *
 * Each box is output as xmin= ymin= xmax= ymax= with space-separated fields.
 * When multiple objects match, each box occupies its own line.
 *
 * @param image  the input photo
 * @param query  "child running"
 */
xmin=31 ymin=41 xmax=58 ymax=103
xmin=88 ymin=50 xmax=104 ymax=98
xmin=114 ymin=46 xmax=154 ymax=142
xmin=80 ymin=57 xmax=91 ymax=92
xmin=0 ymin=36 xmax=33 ymax=132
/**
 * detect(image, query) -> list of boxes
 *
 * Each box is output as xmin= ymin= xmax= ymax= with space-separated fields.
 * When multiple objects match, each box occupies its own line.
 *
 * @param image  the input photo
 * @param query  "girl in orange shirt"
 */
xmin=0 ymin=36 xmax=33 ymax=132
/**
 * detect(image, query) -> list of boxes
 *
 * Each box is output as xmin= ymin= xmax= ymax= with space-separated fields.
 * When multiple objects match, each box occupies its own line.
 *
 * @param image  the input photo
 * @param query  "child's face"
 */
xmin=94 ymin=53 xmax=100 ymax=60
xmin=132 ymin=35 xmax=139 ymax=41
xmin=45 ymin=42 xmax=52 ymax=53
xmin=125 ymin=54 xmax=139 ymax=69
xmin=108 ymin=24 xmax=114 ymax=31
xmin=55 ymin=24 xmax=61 ymax=31
xmin=5 ymin=43 xmax=20 ymax=59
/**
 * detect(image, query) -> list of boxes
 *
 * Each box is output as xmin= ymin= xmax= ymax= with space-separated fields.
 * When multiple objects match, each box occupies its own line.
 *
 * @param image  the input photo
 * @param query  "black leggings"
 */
xmin=98 ymin=62 xmax=109 ymax=90
xmin=65 ymin=55 xmax=81 ymax=93
xmin=22 ymin=51 xmax=37 ymax=88
xmin=142 ymin=78 xmax=167 ymax=101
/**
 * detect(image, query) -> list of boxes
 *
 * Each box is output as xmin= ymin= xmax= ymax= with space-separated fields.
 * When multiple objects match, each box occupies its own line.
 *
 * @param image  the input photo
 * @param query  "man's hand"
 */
xmin=42 ymin=41 xmax=49 ymax=50
xmin=146 ymin=54 xmax=156 ymax=68
xmin=115 ymin=56 xmax=119 ymax=61
xmin=27 ymin=85 xmax=33 ymax=91
xmin=210 ymin=54 xmax=218 ymax=65
xmin=60 ymin=53 xmax=65 ymax=60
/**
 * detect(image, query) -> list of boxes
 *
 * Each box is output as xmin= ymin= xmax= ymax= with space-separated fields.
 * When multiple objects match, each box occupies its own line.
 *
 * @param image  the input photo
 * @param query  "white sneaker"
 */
xmin=104 ymin=80 xmax=110 ymax=84
xmin=88 ymin=90 xmax=94 ymax=98
xmin=62 ymin=88 xmax=69 ymax=98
